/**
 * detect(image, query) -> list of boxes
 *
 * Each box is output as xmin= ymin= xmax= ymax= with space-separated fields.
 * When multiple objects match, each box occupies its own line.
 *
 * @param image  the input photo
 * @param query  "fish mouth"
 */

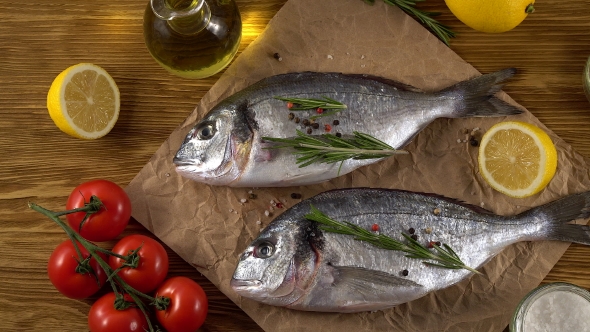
xmin=230 ymin=278 xmax=262 ymax=292
xmin=172 ymin=156 xmax=195 ymax=167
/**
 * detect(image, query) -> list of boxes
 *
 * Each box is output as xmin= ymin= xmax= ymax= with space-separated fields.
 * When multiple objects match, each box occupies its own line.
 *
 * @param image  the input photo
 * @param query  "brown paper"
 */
xmin=125 ymin=0 xmax=590 ymax=331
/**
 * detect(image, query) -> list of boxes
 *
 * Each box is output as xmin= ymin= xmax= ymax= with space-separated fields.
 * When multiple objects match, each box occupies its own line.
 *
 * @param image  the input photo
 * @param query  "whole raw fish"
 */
xmin=174 ymin=70 xmax=521 ymax=187
xmin=230 ymin=188 xmax=590 ymax=312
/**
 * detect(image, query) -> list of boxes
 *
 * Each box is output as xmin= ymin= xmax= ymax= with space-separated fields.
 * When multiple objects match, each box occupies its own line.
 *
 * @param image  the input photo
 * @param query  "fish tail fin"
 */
xmin=441 ymin=68 xmax=523 ymax=117
xmin=526 ymin=191 xmax=590 ymax=245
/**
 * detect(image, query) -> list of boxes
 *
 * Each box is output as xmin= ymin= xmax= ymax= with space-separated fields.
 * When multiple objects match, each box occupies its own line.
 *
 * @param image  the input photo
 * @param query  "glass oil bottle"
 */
xmin=143 ymin=0 xmax=242 ymax=79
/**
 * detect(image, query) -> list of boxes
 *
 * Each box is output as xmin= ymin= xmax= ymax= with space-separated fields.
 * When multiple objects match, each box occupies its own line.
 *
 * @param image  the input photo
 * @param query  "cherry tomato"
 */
xmin=155 ymin=277 xmax=208 ymax=332
xmin=47 ymin=239 xmax=107 ymax=299
xmin=88 ymin=292 xmax=148 ymax=332
xmin=108 ymin=234 xmax=169 ymax=293
xmin=66 ymin=179 xmax=131 ymax=242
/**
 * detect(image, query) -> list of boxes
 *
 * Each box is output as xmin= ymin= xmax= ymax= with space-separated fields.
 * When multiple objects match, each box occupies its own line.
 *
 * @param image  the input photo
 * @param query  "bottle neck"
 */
xmin=150 ymin=0 xmax=211 ymax=35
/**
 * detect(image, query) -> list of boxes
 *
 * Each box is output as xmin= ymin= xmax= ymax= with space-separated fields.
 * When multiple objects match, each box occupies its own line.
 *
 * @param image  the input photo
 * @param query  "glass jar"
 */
xmin=510 ymin=282 xmax=590 ymax=332
xmin=143 ymin=0 xmax=242 ymax=79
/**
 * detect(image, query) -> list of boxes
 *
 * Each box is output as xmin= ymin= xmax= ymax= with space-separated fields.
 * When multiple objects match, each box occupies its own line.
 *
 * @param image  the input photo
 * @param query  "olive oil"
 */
xmin=144 ymin=0 xmax=242 ymax=79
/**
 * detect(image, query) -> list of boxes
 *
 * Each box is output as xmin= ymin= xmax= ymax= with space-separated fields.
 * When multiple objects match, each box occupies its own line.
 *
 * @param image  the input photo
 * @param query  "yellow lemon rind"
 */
xmin=478 ymin=121 xmax=557 ymax=198
xmin=445 ymin=0 xmax=535 ymax=34
xmin=46 ymin=63 xmax=120 ymax=140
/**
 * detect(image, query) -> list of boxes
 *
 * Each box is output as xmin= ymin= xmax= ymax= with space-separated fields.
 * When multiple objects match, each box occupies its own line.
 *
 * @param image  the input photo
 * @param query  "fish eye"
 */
xmin=196 ymin=122 xmax=216 ymax=140
xmin=254 ymin=241 xmax=275 ymax=259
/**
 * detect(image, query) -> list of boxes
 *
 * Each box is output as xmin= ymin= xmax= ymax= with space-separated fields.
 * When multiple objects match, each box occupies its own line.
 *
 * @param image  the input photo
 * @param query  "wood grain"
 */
xmin=1 ymin=0 xmax=590 ymax=331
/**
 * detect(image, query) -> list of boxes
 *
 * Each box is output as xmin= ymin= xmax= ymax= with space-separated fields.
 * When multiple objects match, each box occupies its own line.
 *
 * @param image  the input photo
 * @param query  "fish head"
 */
xmin=231 ymin=218 xmax=319 ymax=307
xmin=173 ymin=103 xmax=255 ymax=186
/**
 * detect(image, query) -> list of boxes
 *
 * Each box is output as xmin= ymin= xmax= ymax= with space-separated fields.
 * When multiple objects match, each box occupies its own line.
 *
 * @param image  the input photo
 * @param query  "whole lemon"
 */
xmin=445 ymin=0 xmax=535 ymax=33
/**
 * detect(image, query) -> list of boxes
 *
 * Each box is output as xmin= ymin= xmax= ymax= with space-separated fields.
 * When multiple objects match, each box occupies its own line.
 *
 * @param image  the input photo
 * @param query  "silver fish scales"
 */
xmin=174 ymin=70 xmax=521 ymax=187
xmin=231 ymin=188 xmax=590 ymax=312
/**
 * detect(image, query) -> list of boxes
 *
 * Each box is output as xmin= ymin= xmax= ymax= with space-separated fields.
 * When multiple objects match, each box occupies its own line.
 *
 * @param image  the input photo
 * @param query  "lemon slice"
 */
xmin=47 ymin=63 xmax=120 ymax=139
xmin=478 ymin=121 xmax=557 ymax=198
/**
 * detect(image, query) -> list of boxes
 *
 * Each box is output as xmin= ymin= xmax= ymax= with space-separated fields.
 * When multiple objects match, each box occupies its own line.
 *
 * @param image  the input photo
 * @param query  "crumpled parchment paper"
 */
xmin=125 ymin=0 xmax=590 ymax=331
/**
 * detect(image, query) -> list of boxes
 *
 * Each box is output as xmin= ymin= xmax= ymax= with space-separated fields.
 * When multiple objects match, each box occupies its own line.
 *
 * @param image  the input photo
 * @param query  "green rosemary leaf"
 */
xmin=377 ymin=0 xmax=455 ymax=46
xmin=305 ymin=206 xmax=479 ymax=273
xmin=262 ymin=130 xmax=407 ymax=168
xmin=275 ymin=96 xmax=347 ymax=111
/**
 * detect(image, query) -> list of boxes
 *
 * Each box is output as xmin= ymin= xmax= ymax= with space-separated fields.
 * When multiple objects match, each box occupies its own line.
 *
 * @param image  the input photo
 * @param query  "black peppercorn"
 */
xmin=469 ymin=136 xmax=479 ymax=147
xmin=248 ymin=193 xmax=257 ymax=199
xmin=294 ymin=117 xmax=300 ymax=124
xmin=306 ymin=128 xmax=313 ymax=134
xmin=408 ymin=227 xmax=415 ymax=234
xmin=290 ymin=193 xmax=302 ymax=199
xmin=288 ymin=113 xmax=295 ymax=120
xmin=411 ymin=234 xmax=418 ymax=241
xmin=273 ymin=52 xmax=282 ymax=61
xmin=335 ymin=132 xmax=342 ymax=138
xmin=312 ymin=123 xmax=320 ymax=129
xmin=333 ymin=119 xmax=340 ymax=126
xmin=402 ymin=269 xmax=409 ymax=276
xmin=302 ymin=119 xmax=310 ymax=126
xmin=435 ymin=241 xmax=442 ymax=247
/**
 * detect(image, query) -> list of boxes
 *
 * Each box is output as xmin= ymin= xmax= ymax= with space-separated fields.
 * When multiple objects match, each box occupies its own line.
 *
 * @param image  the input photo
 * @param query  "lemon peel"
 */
xmin=445 ymin=0 xmax=535 ymax=33
xmin=47 ymin=63 xmax=120 ymax=139
xmin=478 ymin=121 xmax=557 ymax=198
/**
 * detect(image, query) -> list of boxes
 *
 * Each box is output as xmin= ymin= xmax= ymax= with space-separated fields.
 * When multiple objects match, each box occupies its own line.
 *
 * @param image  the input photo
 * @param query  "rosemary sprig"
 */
xmin=305 ymin=205 xmax=481 ymax=274
xmin=365 ymin=0 xmax=456 ymax=46
xmin=276 ymin=96 xmax=347 ymax=119
xmin=262 ymin=130 xmax=408 ymax=168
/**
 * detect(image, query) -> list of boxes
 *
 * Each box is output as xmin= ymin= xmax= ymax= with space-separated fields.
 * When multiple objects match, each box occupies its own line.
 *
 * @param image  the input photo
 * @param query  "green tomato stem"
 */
xmin=28 ymin=201 xmax=170 ymax=329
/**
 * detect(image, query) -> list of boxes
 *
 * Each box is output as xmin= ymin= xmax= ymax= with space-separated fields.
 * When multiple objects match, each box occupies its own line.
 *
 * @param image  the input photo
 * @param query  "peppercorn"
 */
xmin=324 ymin=124 xmax=332 ymax=132
xmin=316 ymin=108 xmax=323 ymax=114
xmin=408 ymin=227 xmax=415 ymax=234
xmin=302 ymin=119 xmax=310 ymax=126
xmin=470 ymin=136 xmax=479 ymax=147
xmin=290 ymin=193 xmax=302 ymax=199
xmin=335 ymin=132 xmax=342 ymax=138
xmin=276 ymin=202 xmax=284 ymax=208
xmin=371 ymin=224 xmax=380 ymax=232
xmin=288 ymin=113 xmax=295 ymax=120
xmin=306 ymin=128 xmax=313 ymax=134
xmin=273 ymin=52 xmax=282 ymax=61
xmin=435 ymin=241 xmax=441 ymax=247
xmin=411 ymin=234 xmax=418 ymax=241
xmin=287 ymin=101 xmax=294 ymax=109
xmin=333 ymin=119 xmax=340 ymax=126
xmin=312 ymin=122 xmax=320 ymax=129
xmin=402 ymin=269 xmax=409 ymax=276
xmin=248 ymin=193 xmax=257 ymax=199
xmin=294 ymin=117 xmax=300 ymax=124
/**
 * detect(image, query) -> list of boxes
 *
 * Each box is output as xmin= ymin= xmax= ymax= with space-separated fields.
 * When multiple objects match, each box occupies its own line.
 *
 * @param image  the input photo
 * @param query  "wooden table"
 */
xmin=1 ymin=0 xmax=590 ymax=331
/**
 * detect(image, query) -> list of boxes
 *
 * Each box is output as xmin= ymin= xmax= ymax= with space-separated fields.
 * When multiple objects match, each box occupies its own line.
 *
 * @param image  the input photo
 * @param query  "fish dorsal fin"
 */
xmin=330 ymin=264 xmax=423 ymax=292
xmin=342 ymin=73 xmax=424 ymax=93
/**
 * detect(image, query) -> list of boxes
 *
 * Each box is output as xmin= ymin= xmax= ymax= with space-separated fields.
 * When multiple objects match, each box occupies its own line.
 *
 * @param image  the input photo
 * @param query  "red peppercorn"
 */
xmin=287 ymin=102 xmax=294 ymax=109
xmin=371 ymin=224 xmax=379 ymax=232
xmin=276 ymin=202 xmax=284 ymax=208
xmin=428 ymin=241 xmax=435 ymax=248
xmin=316 ymin=108 xmax=323 ymax=114
xmin=324 ymin=124 xmax=332 ymax=132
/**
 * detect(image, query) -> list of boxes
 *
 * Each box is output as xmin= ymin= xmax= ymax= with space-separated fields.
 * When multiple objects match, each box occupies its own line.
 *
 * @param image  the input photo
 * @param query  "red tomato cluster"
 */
xmin=46 ymin=180 xmax=208 ymax=332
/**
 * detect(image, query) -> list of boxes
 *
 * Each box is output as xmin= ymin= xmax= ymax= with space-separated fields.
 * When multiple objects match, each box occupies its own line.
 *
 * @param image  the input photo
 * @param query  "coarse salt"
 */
xmin=523 ymin=291 xmax=590 ymax=331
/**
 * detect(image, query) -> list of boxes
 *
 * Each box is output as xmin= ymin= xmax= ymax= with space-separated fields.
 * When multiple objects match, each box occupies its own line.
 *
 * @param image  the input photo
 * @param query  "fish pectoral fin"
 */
xmin=330 ymin=264 xmax=423 ymax=292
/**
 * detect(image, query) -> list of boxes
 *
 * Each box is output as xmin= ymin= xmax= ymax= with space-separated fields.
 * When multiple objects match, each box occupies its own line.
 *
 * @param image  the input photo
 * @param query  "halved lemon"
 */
xmin=47 ymin=63 xmax=120 ymax=139
xmin=478 ymin=121 xmax=557 ymax=198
